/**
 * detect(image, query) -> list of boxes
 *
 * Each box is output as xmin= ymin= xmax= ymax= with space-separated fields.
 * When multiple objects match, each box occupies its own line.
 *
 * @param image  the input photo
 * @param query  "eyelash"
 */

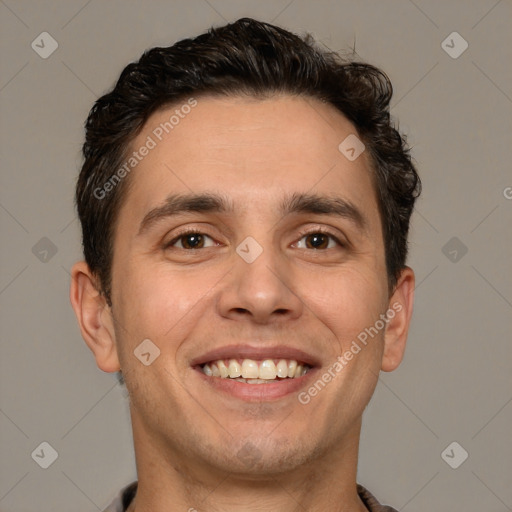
xmin=165 ymin=227 xmax=345 ymax=250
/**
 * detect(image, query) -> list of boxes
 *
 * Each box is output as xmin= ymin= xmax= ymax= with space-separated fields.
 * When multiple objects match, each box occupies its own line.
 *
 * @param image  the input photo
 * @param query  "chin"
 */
xmin=201 ymin=435 xmax=317 ymax=477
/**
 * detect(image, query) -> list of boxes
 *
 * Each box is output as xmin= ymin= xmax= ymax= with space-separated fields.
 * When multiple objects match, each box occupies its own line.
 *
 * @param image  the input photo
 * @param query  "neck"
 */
xmin=128 ymin=413 xmax=369 ymax=512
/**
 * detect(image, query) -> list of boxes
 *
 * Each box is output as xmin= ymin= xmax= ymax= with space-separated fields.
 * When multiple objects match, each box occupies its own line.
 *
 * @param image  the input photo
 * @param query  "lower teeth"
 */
xmin=234 ymin=378 xmax=287 ymax=384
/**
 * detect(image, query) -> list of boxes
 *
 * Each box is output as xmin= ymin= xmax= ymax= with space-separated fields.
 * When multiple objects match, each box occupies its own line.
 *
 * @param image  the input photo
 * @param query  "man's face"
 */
xmin=109 ymin=95 xmax=395 ymax=474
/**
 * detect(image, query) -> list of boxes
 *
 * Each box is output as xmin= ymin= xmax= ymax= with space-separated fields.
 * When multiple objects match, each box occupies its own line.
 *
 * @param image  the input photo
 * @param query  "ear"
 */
xmin=381 ymin=266 xmax=415 ymax=372
xmin=69 ymin=261 xmax=120 ymax=372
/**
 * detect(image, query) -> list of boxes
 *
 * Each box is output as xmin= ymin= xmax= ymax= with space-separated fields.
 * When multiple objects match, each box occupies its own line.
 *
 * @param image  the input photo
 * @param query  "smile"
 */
xmin=191 ymin=345 xmax=320 ymax=401
xmin=201 ymin=358 xmax=311 ymax=383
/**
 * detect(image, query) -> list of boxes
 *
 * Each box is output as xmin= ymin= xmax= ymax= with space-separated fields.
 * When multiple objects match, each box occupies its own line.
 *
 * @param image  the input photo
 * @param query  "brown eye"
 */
xmin=305 ymin=233 xmax=330 ymax=249
xmin=296 ymin=231 xmax=340 ymax=250
xmin=167 ymin=232 xmax=215 ymax=250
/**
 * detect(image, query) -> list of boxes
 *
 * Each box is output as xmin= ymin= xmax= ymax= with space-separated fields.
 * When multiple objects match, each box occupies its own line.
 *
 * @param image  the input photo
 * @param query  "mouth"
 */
xmin=191 ymin=346 xmax=320 ymax=401
xmin=199 ymin=358 xmax=311 ymax=383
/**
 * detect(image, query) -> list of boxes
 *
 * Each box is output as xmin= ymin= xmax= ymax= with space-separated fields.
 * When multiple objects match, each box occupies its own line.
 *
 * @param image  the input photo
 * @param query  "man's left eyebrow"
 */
xmin=137 ymin=192 xmax=234 ymax=236
xmin=279 ymin=192 xmax=368 ymax=233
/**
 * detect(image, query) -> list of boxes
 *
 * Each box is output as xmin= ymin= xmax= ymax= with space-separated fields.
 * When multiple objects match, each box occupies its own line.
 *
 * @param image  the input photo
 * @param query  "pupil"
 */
xmin=184 ymin=234 xmax=203 ymax=248
xmin=307 ymin=233 xmax=327 ymax=249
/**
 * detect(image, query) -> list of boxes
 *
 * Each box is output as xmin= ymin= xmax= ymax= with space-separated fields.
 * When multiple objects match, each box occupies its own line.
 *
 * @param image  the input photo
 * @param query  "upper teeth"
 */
xmin=202 ymin=359 xmax=309 ymax=380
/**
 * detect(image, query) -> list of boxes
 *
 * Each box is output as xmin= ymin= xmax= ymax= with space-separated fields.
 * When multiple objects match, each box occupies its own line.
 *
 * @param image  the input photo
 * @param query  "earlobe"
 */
xmin=69 ymin=261 xmax=120 ymax=373
xmin=381 ymin=266 xmax=415 ymax=372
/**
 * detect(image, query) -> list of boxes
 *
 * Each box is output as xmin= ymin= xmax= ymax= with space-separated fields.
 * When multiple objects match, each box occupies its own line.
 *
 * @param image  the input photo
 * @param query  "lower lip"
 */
xmin=194 ymin=367 xmax=318 ymax=401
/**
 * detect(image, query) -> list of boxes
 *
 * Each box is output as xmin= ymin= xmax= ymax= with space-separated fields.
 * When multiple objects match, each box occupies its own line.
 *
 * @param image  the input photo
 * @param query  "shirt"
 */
xmin=102 ymin=481 xmax=398 ymax=511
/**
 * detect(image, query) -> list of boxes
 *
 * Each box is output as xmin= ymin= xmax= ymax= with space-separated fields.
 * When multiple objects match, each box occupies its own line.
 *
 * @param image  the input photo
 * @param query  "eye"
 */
xmin=166 ymin=231 xmax=217 ymax=250
xmin=294 ymin=229 xmax=342 ymax=250
xmin=164 ymin=228 xmax=344 ymax=251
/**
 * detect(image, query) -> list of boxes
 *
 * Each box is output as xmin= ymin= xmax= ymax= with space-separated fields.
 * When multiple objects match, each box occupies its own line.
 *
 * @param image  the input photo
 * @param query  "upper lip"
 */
xmin=190 ymin=344 xmax=321 ymax=368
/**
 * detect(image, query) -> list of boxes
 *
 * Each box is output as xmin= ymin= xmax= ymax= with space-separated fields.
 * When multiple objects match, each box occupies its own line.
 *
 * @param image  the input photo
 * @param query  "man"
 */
xmin=70 ymin=17 xmax=421 ymax=512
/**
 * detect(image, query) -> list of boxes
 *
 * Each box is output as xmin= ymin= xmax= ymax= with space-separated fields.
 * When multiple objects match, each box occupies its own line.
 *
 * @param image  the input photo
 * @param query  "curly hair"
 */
xmin=76 ymin=17 xmax=421 ymax=305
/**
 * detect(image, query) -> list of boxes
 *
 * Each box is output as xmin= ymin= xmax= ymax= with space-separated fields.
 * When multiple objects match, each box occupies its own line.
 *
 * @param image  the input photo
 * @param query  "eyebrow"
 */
xmin=138 ymin=193 xmax=234 ymax=236
xmin=137 ymin=191 xmax=367 ymax=236
xmin=281 ymin=192 xmax=367 ymax=232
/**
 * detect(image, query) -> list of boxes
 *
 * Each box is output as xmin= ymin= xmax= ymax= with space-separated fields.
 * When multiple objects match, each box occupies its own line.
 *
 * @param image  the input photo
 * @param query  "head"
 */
xmin=71 ymin=18 xmax=420 ymax=479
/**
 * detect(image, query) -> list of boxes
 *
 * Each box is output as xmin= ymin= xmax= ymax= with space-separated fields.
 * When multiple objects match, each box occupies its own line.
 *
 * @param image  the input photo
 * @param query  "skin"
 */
xmin=70 ymin=94 xmax=414 ymax=512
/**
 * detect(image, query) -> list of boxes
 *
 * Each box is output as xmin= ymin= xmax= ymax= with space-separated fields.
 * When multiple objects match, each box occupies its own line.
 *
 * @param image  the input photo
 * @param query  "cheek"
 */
xmin=303 ymin=267 xmax=387 ymax=349
xmin=115 ymin=261 xmax=221 ymax=344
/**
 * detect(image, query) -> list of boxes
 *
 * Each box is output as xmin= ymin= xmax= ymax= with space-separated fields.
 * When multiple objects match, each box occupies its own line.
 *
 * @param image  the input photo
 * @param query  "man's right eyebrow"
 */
xmin=137 ymin=193 xmax=234 ymax=236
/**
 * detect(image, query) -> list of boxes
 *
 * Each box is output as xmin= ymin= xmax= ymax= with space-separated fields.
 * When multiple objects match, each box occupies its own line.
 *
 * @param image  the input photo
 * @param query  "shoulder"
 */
xmin=102 ymin=481 xmax=138 ymax=512
xmin=357 ymin=484 xmax=399 ymax=512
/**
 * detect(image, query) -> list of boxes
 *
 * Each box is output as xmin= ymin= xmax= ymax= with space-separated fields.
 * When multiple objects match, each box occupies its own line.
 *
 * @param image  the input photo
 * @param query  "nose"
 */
xmin=216 ymin=242 xmax=304 ymax=325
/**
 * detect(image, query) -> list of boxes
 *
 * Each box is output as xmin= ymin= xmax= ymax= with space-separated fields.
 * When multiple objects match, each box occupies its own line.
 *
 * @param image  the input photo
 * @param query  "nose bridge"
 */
xmin=217 ymin=233 xmax=303 ymax=323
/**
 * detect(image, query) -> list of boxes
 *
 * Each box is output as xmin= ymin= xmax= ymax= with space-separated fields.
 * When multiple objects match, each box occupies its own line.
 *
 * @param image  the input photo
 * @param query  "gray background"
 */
xmin=1 ymin=1 xmax=511 ymax=511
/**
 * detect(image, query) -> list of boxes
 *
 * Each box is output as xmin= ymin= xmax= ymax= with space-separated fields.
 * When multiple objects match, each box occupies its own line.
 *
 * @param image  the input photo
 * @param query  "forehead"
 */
xmin=118 ymin=94 xmax=380 ymax=230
